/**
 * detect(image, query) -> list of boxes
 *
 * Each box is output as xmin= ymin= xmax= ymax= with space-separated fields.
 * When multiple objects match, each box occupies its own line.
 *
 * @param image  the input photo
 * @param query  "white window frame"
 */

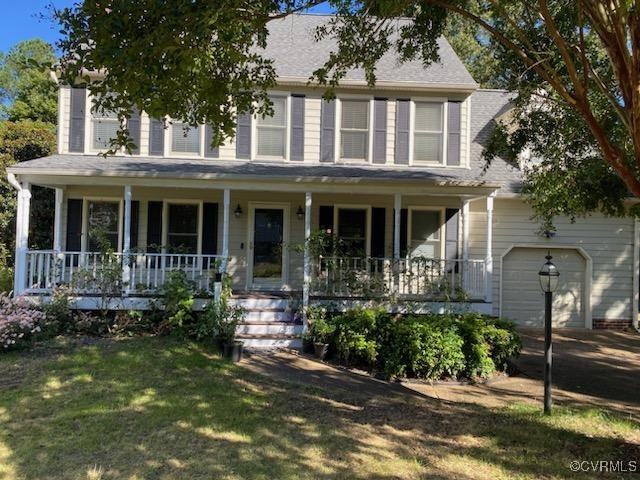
xmin=81 ymin=196 xmax=124 ymax=253
xmin=162 ymin=199 xmax=203 ymax=255
xmin=252 ymin=93 xmax=290 ymax=161
xmin=333 ymin=205 xmax=372 ymax=257
xmin=336 ymin=95 xmax=374 ymax=164
xmin=167 ymin=121 xmax=203 ymax=158
xmin=407 ymin=206 xmax=446 ymax=259
xmin=409 ymin=98 xmax=448 ymax=166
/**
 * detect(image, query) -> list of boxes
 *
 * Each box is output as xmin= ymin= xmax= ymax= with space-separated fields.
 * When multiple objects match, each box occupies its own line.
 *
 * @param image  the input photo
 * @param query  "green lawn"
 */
xmin=0 ymin=337 xmax=637 ymax=480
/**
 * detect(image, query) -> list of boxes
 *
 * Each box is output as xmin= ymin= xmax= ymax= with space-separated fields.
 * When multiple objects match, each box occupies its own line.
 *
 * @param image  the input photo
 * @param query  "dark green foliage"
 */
xmin=195 ymin=294 xmax=245 ymax=344
xmin=0 ymin=39 xmax=58 ymax=124
xmin=307 ymin=316 xmax=336 ymax=344
xmin=320 ymin=307 xmax=521 ymax=380
xmin=157 ymin=270 xmax=196 ymax=335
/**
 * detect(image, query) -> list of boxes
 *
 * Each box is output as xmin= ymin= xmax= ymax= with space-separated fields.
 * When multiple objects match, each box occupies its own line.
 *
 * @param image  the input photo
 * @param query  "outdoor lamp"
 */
xmin=234 ymin=204 xmax=243 ymax=218
xmin=296 ymin=205 xmax=305 ymax=220
xmin=538 ymin=251 xmax=559 ymax=415
xmin=538 ymin=253 xmax=559 ymax=293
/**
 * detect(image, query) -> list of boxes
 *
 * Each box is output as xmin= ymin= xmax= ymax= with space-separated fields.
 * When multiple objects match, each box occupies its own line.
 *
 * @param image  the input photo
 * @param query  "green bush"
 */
xmin=320 ymin=307 xmax=521 ymax=381
xmin=157 ymin=270 xmax=196 ymax=335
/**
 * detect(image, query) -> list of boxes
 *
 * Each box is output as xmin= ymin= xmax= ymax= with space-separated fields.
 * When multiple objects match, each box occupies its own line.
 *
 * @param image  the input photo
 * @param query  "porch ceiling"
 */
xmin=9 ymin=154 xmax=501 ymax=196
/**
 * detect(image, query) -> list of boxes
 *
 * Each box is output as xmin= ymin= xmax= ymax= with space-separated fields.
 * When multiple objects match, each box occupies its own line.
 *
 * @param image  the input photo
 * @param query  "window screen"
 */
xmin=257 ymin=96 xmax=286 ymax=158
xmin=414 ymin=103 xmax=443 ymax=163
xmin=92 ymin=110 xmax=120 ymax=150
xmin=410 ymin=210 xmax=442 ymax=258
xmin=338 ymin=208 xmax=367 ymax=257
xmin=171 ymin=123 xmax=200 ymax=154
xmin=340 ymin=100 xmax=369 ymax=160
xmin=87 ymin=201 xmax=119 ymax=251
xmin=167 ymin=204 xmax=198 ymax=253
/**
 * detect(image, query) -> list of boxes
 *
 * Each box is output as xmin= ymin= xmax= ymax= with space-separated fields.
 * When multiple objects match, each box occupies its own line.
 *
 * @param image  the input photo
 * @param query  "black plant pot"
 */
xmin=223 ymin=341 xmax=244 ymax=362
xmin=313 ymin=342 xmax=329 ymax=360
xmin=302 ymin=338 xmax=315 ymax=354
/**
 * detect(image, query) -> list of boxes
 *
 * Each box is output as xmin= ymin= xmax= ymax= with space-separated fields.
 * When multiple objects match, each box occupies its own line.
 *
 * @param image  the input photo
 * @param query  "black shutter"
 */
xmin=146 ymin=201 xmax=163 ymax=252
xmin=319 ymin=99 xmax=335 ymax=162
xmin=319 ymin=206 xmax=334 ymax=233
xmin=69 ymin=87 xmax=86 ymax=152
xmin=400 ymin=208 xmax=408 ymax=257
xmin=373 ymin=98 xmax=387 ymax=164
xmin=130 ymin=201 xmax=139 ymax=251
xmin=371 ymin=207 xmax=386 ymax=257
xmin=128 ymin=107 xmax=142 ymax=155
xmin=236 ymin=111 xmax=252 ymax=159
xmin=447 ymin=101 xmax=461 ymax=166
xmin=445 ymin=208 xmax=459 ymax=261
xmin=204 ymin=124 xmax=219 ymax=158
xmin=290 ymin=94 xmax=305 ymax=161
xmin=65 ymin=199 xmax=83 ymax=251
xmin=395 ymin=99 xmax=410 ymax=165
xmin=202 ymin=202 xmax=218 ymax=255
xmin=149 ymin=118 xmax=165 ymax=155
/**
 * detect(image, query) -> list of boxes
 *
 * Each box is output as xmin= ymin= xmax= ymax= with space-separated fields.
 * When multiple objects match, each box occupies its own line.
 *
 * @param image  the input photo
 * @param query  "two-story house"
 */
xmin=7 ymin=15 xmax=638 ymax=346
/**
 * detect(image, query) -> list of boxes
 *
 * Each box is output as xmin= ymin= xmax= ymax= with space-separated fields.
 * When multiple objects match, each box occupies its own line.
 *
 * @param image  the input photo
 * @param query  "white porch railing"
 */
xmin=311 ymin=256 xmax=488 ymax=300
xmin=24 ymin=250 xmax=224 ymax=294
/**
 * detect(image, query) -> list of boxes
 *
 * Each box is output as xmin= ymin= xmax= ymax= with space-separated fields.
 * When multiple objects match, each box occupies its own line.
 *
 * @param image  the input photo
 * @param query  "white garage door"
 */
xmin=502 ymin=248 xmax=586 ymax=328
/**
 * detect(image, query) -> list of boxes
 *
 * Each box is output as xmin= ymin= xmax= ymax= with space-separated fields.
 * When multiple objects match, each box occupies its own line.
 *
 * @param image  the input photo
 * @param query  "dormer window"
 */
xmin=340 ymin=100 xmax=369 ymax=161
xmin=413 ymin=102 xmax=444 ymax=164
xmin=92 ymin=109 xmax=120 ymax=150
xmin=256 ymin=95 xmax=287 ymax=158
xmin=171 ymin=122 xmax=200 ymax=155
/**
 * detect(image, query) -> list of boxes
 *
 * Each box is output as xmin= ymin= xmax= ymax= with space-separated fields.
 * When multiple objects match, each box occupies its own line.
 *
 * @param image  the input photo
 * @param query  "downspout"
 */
xmin=7 ymin=172 xmax=21 ymax=193
xmin=633 ymin=216 xmax=640 ymax=332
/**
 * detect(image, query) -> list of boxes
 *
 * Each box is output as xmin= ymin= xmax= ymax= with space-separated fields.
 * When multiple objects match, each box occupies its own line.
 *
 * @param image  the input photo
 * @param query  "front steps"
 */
xmin=230 ymin=293 xmax=303 ymax=349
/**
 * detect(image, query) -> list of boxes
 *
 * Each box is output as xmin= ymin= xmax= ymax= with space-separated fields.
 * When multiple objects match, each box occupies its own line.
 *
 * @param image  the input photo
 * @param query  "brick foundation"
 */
xmin=593 ymin=318 xmax=633 ymax=330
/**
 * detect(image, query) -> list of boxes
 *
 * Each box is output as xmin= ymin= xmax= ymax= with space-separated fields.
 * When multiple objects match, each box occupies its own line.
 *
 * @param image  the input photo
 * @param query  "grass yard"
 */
xmin=0 ymin=337 xmax=638 ymax=480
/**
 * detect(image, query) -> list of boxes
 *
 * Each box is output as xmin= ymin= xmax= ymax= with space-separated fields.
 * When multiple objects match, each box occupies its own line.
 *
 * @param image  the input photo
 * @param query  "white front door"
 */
xmin=247 ymin=203 xmax=289 ymax=289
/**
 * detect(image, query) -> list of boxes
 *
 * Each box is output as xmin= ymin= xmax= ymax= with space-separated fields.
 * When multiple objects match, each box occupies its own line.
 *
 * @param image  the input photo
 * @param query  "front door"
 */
xmin=248 ymin=204 xmax=289 ymax=289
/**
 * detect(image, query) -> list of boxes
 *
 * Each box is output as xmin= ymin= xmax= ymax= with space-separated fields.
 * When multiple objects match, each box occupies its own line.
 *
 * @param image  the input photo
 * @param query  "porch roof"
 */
xmin=9 ymin=154 xmax=503 ymax=192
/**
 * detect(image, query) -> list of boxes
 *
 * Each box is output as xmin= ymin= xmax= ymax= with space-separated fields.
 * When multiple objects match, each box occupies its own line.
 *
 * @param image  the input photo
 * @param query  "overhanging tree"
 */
xmin=55 ymin=1 xmax=640 ymax=222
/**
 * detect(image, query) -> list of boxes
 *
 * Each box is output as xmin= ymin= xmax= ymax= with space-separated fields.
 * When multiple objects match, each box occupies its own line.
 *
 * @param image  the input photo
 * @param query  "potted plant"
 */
xmin=203 ymin=290 xmax=246 ymax=362
xmin=301 ymin=329 xmax=315 ymax=354
xmin=310 ymin=317 xmax=335 ymax=360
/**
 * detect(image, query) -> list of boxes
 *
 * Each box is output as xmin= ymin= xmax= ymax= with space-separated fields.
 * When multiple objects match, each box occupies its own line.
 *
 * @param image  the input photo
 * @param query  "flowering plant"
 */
xmin=0 ymin=294 xmax=46 ymax=350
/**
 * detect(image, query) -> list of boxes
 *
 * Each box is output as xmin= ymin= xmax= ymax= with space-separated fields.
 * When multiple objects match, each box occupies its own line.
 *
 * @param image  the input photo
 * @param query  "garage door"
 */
xmin=502 ymin=248 xmax=586 ymax=328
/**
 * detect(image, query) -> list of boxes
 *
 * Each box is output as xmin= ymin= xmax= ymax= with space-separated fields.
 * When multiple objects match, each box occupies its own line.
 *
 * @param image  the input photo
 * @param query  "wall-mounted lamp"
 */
xmin=296 ymin=205 xmax=305 ymax=220
xmin=234 ymin=204 xmax=243 ymax=218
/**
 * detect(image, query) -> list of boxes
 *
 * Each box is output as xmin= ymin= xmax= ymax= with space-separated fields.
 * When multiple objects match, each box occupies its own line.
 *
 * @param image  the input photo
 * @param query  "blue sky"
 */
xmin=0 ymin=1 xmax=333 ymax=54
xmin=0 ymin=0 xmax=76 ymax=53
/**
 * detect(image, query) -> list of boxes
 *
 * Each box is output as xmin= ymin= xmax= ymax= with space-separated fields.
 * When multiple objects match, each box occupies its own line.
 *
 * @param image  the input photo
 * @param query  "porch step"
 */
xmin=236 ymin=334 xmax=302 ymax=349
xmin=244 ymin=309 xmax=292 ymax=323
xmin=230 ymin=297 xmax=291 ymax=310
xmin=236 ymin=323 xmax=303 ymax=336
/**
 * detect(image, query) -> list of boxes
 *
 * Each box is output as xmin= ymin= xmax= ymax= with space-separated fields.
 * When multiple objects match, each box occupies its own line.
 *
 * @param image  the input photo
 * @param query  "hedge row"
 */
xmin=308 ymin=307 xmax=521 ymax=380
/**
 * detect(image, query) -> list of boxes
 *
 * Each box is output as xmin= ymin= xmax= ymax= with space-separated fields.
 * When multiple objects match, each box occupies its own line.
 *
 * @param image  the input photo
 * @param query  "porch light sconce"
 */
xmin=296 ymin=205 xmax=304 ymax=220
xmin=234 ymin=204 xmax=243 ymax=218
xmin=541 ymin=229 xmax=556 ymax=239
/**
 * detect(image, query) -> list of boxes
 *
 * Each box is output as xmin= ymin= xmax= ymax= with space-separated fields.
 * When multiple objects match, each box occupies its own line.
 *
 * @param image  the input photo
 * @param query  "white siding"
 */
xmin=468 ymin=198 xmax=635 ymax=322
xmin=58 ymin=86 xmax=71 ymax=154
xmin=460 ymin=96 xmax=469 ymax=167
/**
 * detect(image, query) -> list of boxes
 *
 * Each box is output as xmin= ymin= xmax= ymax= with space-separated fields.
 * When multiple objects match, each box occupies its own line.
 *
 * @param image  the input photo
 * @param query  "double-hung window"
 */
xmin=167 ymin=204 xmax=199 ymax=254
xmin=87 ymin=201 xmax=120 ymax=251
xmin=92 ymin=108 xmax=120 ymax=150
xmin=340 ymin=100 xmax=369 ymax=161
xmin=256 ymin=96 xmax=287 ymax=158
xmin=413 ymin=102 xmax=444 ymax=164
xmin=171 ymin=122 xmax=200 ymax=155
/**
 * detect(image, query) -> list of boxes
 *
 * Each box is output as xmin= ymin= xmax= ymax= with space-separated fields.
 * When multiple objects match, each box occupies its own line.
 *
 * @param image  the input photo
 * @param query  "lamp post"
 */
xmin=538 ymin=252 xmax=559 ymax=415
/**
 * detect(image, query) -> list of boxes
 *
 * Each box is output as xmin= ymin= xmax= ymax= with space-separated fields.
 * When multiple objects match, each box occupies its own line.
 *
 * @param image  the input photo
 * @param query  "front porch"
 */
xmin=10 ymin=172 xmax=498 ymax=315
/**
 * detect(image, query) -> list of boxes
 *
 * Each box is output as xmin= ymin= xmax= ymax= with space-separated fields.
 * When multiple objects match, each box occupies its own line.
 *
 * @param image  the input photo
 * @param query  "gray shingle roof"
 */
xmin=264 ymin=14 xmax=478 ymax=87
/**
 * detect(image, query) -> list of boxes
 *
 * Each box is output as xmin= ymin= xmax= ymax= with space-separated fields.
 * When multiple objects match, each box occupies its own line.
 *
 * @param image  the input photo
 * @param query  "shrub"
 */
xmin=308 ymin=316 xmax=335 ymax=344
xmin=157 ymin=270 xmax=196 ymax=335
xmin=110 ymin=310 xmax=154 ymax=337
xmin=329 ymin=307 xmax=386 ymax=365
xmin=72 ymin=310 xmax=110 ymax=336
xmin=195 ymin=294 xmax=245 ymax=344
xmin=0 ymin=294 xmax=46 ymax=350
xmin=384 ymin=316 xmax=466 ymax=379
xmin=42 ymin=286 xmax=74 ymax=335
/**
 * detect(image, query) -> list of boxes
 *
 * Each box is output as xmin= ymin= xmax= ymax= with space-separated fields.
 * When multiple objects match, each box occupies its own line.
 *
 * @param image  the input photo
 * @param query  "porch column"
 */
xmin=53 ymin=188 xmax=64 ymax=251
xmin=14 ymin=182 xmax=31 ymax=295
xmin=221 ymin=188 xmax=230 ymax=273
xmin=485 ymin=193 xmax=495 ymax=303
xmin=302 ymin=192 xmax=312 ymax=329
xmin=393 ymin=193 xmax=401 ymax=294
xmin=462 ymin=199 xmax=470 ymax=291
xmin=122 ymin=185 xmax=132 ymax=292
